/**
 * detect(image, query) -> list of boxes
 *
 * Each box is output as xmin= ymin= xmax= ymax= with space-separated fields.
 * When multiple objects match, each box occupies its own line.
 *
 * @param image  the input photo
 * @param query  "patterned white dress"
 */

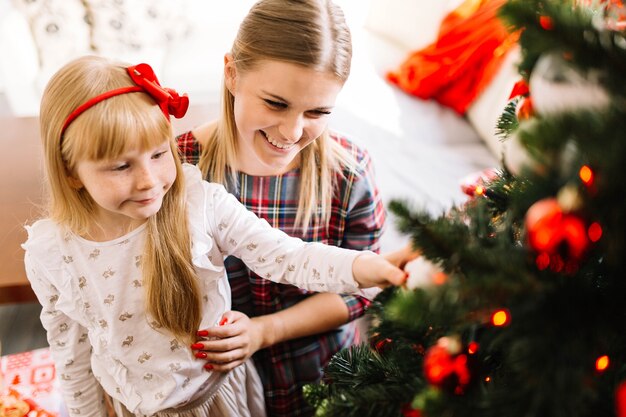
xmin=22 ymin=164 xmax=367 ymax=417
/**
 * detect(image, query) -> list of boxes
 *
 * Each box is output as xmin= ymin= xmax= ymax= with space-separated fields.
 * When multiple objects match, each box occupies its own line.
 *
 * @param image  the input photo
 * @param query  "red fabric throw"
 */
xmin=387 ymin=0 xmax=518 ymax=115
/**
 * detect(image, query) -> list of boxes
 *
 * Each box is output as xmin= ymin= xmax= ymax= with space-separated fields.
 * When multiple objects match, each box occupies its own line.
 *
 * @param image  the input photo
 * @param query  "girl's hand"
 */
xmin=383 ymin=243 xmax=420 ymax=270
xmin=352 ymin=245 xmax=419 ymax=288
xmin=192 ymin=311 xmax=264 ymax=372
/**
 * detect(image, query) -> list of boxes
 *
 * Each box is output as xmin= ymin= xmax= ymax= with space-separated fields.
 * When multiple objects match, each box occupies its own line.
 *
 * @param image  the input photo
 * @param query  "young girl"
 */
xmin=23 ymin=55 xmax=409 ymax=417
xmin=176 ymin=1 xmax=392 ymax=415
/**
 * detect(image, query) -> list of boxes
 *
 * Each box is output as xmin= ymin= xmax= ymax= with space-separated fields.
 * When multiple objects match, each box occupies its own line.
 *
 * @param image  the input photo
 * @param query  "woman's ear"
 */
xmin=224 ymin=53 xmax=237 ymax=94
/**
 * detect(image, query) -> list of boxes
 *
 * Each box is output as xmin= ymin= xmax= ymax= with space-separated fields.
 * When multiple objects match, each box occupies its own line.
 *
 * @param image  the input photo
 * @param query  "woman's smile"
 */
xmin=260 ymin=130 xmax=296 ymax=151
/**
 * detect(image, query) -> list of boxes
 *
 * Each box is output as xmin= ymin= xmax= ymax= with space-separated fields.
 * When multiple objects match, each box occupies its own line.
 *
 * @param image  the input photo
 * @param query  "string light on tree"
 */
xmin=588 ymin=222 xmax=603 ymax=242
xmin=491 ymin=309 xmax=511 ymax=327
xmin=539 ymin=15 xmax=555 ymax=30
xmin=595 ymin=355 xmax=610 ymax=372
xmin=579 ymin=165 xmax=594 ymax=187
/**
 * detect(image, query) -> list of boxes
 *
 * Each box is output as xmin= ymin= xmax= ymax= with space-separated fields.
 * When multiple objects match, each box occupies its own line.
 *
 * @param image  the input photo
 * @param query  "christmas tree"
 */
xmin=305 ymin=0 xmax=626 ymax=416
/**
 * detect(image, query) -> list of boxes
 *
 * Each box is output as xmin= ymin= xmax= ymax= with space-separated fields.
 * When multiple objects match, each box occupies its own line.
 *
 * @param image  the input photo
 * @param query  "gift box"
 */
xmin=0 ymin=348 xmax=66 ymax=417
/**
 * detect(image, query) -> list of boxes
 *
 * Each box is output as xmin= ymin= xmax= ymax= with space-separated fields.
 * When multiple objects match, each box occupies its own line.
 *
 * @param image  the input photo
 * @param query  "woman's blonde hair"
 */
xmin=40 ymin=55 xmax=200 ymax=342
xmin=199 ymin=0 xmax=358 ymax=233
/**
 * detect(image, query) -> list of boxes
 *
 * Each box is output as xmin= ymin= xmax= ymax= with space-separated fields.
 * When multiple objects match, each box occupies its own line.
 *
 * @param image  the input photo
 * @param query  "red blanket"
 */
xmin=387 ymin=0 xmax=518 ymax=115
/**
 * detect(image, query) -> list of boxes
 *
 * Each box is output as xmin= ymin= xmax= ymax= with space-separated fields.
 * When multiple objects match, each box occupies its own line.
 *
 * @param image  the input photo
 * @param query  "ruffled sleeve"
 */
xmin=183 ymin=164 xmax=225 ymax=275
xmin=22 ymin=221 xmax=107 ymax=417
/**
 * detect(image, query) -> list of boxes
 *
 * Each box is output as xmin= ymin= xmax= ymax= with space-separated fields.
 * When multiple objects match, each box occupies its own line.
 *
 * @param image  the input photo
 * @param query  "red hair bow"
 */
xmin=61 ymin=62 xmax=189 ymax=139
xmin=127 ymin=63 xmax=189 ymax=120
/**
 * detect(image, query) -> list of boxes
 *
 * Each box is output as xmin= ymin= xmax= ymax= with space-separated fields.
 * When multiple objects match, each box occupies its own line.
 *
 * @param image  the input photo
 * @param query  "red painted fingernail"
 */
xmin=190 ymin=343 xmax=204 ymax=350
xmin=219 ymin=317 xmax=228 ymax=326
xmin=204 ymin=364 xmax=213 ymax=370
xmin=197 ymin=330 xmax=209 ymax=337
xmin=195 ymin=352 xmax=207 ymax=359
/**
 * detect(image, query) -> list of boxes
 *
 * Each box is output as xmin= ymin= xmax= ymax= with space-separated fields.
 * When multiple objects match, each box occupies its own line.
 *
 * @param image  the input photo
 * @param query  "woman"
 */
xmin=177 ymin=1 xmax=387 ymax=415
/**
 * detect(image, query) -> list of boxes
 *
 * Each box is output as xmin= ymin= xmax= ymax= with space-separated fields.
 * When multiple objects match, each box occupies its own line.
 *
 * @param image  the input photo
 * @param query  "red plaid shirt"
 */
xmin=177 ymin=131 xmax=385 ymax=416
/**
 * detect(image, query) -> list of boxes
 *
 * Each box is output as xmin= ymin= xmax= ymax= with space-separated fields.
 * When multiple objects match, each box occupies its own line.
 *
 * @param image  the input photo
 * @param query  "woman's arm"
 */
xmin=193 ymin=246 xmax=416 ymax=371
xmin=193 ymin=293 xmax=349 ymax=371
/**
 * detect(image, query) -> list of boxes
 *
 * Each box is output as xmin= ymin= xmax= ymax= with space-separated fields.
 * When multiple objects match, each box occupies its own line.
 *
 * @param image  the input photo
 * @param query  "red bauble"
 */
xmin=616 ymin=381 xmax=626 ymax=417
xmin=401 ymin=404 xmax=423 ymax=417
xmin=526 ymin=198 xmax=563 ymax=251
xmin=423 ymin=345 xmax=471 ymax=391
xmin=560 ymin=215 xmax=588 ymax=259
xmin=525 ymin=198 xmax=589 ymax=262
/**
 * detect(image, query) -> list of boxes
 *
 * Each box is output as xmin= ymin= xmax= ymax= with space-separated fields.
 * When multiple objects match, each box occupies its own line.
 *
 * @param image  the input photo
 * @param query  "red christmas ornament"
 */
xmin=401 ymin=404 xmax=423 ymax=417
xmin=525 ymin=198 xmax=589 ymax=262
xmin=616 ymin=380 xmax=626 ymax=417
xmin=460 ymin=168 xmax=498 ymax=198
xmin=526 ymin=198 xmax=562 ymax=251
xmin=516 ymin=96 xmax=534 ymax=120
xmin=423 ymin=344 xmax=471 ymax=392
xmin=560 ymin=215 xmax=588 ymax=259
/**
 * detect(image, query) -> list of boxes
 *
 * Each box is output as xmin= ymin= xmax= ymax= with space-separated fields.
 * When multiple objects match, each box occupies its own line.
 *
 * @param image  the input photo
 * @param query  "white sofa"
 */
xmin=333 ymin=0 xmax=508 ymax=249
xmin=361 ymin=0 xmax=522 ymax=161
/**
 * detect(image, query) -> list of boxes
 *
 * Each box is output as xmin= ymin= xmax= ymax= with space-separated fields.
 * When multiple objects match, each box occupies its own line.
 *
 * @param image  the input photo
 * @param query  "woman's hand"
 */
xmin=192 ymin=311 xmax=265 ymax=372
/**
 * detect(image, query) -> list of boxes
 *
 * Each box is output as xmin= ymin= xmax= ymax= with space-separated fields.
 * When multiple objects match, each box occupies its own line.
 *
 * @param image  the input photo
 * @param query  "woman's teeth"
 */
xmin=264 ymin=132 xmax=293 ymax=150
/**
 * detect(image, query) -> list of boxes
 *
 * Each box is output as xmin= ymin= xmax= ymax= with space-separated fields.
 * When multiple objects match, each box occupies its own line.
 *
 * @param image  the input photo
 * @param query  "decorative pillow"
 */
xmin=8 ymin=0 xmax=192 ymax=112
xmin=386 ymin=0 xmax=518 ymax=115
xmin=10 ymin=0 xmax=92 ymax=84
xmin=364 ymin=0 xmax=465 ymax=52
xmin=81 ymin=0 xmax=190 ymax=65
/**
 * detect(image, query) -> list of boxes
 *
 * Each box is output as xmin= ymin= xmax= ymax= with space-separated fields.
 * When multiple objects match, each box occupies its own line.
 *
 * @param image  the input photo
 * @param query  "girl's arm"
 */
xmin=25 ymin=252 xmax=107 ymax=417
xmin=205 ymin=181 xmax=407 ymax=291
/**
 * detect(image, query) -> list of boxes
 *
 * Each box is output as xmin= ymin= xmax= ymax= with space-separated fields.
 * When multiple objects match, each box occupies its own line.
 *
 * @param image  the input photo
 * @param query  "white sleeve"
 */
xmin=205 ymin=183 xmax=366 ymax=294
xmin=24 ymin=251 xmax=107 ymax=417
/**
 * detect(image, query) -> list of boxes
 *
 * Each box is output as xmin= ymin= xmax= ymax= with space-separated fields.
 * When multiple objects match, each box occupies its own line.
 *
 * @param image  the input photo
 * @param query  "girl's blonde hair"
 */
xmin=198 ymin=0 xmax=358 ymax=233
xmin=40 ymin=55 xmax=200 ymax=342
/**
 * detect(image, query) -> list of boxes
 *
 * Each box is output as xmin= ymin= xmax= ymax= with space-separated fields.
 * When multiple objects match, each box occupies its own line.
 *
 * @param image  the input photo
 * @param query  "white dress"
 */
xmin=22 ymin=164 xmax=368 ymax=417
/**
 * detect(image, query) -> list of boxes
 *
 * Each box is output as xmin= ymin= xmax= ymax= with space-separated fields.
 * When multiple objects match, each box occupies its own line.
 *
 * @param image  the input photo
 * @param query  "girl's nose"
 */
xmin=278 ymin=114 xmax=305 ymax=143
xmin=135 ymin=165 xmax=156 ymax=190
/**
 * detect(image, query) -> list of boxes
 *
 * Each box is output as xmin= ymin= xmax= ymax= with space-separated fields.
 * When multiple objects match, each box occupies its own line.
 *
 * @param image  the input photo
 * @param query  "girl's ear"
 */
xmin=66 ymin=170 xmax=84 ymax=190
xmin=224 ymin=53 xmax=237 ymax=94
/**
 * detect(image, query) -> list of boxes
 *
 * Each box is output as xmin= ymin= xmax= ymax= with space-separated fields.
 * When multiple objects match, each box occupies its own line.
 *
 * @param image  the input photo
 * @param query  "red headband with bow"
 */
xmin=60 ymin=63 xmax=189 ymax=138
